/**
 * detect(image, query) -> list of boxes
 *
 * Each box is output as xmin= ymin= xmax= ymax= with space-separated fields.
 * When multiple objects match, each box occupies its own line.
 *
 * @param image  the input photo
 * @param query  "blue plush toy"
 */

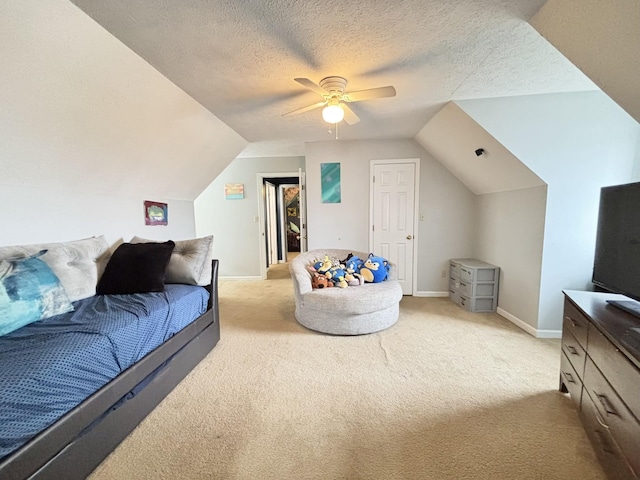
xmin=344 ymin=255 xmax=363 ymax=274
xmin=326 ymin=266 xmax=346 ymax=280
xmin=360 ymin=254 xmax=389 ymax=283
xmin=313 ymin=256 xmax=332 ymax=275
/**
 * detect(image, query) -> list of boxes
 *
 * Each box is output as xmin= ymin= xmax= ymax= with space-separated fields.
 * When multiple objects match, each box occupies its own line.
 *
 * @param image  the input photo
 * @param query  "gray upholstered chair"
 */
xmin=289 ymin=249 xmax=403 ymax=335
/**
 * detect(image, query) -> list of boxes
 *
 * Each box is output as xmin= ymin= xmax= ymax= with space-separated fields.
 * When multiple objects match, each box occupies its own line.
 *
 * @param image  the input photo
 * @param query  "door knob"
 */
xmin=406 ymin=235 xmax=413 ymax=240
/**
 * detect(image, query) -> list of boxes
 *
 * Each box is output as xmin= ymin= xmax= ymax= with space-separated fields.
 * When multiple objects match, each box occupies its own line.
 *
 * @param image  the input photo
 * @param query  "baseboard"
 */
xmin=413 ymin=291 xmax=449 ymax=297
xmin=220 ymin=276 xmax=262 ymax=280
xmin=496 ymin=307 xmax=562 ymax=339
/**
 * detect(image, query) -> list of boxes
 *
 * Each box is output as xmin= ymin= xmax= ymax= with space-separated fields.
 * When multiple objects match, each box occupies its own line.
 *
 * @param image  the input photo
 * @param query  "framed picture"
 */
xmin=144 ymin=201 xmax=168 ymax=226
xmin=287 ymin=207 xmax=297 ymax=217
xmin=225 ymin=183 xmax=244 ymax=199
xmin=321 ymin=162 xmax=341 ymax=203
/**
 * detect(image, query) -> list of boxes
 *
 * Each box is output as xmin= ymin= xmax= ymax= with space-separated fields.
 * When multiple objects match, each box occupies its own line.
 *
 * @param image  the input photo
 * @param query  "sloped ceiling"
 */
xmin=0 ymin=1 xmax=247 ymax=201
xmin=532 ymin=0 xmax=640 ymax=124
xmin=415 ymin=102 xmax=545 ymax=195
xmin=70 ymin=0 xmax=598 ymax=157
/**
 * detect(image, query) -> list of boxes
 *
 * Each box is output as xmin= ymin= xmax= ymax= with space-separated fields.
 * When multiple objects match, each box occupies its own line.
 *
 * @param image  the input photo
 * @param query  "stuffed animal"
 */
xmin=311 ymin=272 xmax=333 ymax=289
xmin=326 ymin=266 xmax=346 ymax=281
xmin=345 ymin=272 xmax=364 ymax=286
xmin=333 ymin=275 xmax=348 ymax=288
xmin=313 ymin=256 xmax=332 ymax=275
xmin=360 ymin=254 xmax=389 ymax=283
xmin=344 ymin=255 xmax=363 ymax=275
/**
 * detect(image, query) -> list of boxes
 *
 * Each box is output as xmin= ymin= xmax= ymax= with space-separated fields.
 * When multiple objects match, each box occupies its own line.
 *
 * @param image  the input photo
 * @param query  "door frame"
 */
xmin=278 ymin=183 xmax=300 ymax=262
xmin=369 ymin=158 xmax=420 ymax=295
xmin=265 ymin=180 xmax=278 ymax=267
xmin=257 ymin=171 xmax=305 ymax=280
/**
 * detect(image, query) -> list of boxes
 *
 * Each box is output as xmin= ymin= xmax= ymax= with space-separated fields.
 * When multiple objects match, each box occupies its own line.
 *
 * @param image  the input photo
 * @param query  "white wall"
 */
xmin=457 ymin=91 xmax=639 ymax=332
xmin=0 ymin=184 xmax=195 ymax=248
xmin=305 ymin=139 xmax=476 ymax=293
xmin=194 ymin=156 xmax=305 ymax=277
xmin=473 ymin=187 xmax=547 ymax=332
xmin=415 ymin=103 xmax=544 ymax=195
xmin=0 ymin=0 xmax=247 ymax=249
xmin=532 ymin=0 xmax=640 ymax=124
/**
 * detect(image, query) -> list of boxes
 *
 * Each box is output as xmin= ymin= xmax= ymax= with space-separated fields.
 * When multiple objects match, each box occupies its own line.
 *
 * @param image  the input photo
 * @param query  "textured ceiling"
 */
xmin=70 ymin=0 xmax=597 ymax=156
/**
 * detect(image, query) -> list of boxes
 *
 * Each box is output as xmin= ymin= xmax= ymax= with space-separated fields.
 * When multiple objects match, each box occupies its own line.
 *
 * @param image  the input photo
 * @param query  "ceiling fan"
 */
xmin=282 ymin=76 xmax=396 ymax=125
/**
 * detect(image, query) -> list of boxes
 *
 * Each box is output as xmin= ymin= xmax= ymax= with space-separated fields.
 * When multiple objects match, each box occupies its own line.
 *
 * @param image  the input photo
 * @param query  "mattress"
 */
xmin=0 ymin=284 xmax=209 ymax=461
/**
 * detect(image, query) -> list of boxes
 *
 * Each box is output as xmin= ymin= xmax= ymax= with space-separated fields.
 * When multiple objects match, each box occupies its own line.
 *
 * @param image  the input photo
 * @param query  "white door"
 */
xmin=371 ymin=162 xmax=416 ymax=294
xmin=265 ymin=181 xmax=278 ymax=266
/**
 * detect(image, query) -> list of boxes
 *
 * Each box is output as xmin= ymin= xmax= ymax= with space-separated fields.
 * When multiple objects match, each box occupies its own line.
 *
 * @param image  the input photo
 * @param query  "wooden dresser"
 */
xmin=561 ymin=290 xmax=640 ymax=480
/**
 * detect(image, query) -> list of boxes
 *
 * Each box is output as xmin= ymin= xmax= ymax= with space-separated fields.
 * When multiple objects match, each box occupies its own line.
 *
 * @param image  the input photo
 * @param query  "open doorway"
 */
xmin=280 ymin=184 xmax=301 ymax=261
xmin=257 ymin=171 xmax=306 ymax=280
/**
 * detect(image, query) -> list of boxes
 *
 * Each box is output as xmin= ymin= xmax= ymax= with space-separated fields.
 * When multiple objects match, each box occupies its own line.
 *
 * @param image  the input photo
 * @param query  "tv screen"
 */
xmin=592 ymin=181 xmax=640 ymax=301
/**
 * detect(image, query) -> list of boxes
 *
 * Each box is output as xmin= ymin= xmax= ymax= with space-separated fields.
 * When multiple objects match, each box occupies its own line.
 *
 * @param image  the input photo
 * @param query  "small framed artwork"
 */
xmin=225 ymin=183 xmax=244 ymax=199
xmin=287 ymin=207 xmax=297 ymax=217
xmin=321 ymin=162 xmax=341 ymax=203
xmin=144 ymin=201 xmax=168 ymax=226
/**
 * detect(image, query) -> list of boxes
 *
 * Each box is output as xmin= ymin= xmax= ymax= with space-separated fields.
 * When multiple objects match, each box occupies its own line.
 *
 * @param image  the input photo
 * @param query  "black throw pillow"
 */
xmin=97 ymin=241 xmax=175 ymax=295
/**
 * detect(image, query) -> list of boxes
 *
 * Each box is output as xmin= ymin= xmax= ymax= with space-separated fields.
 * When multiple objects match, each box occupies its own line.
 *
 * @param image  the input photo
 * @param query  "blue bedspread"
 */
xmin=0 ymin=284 xmax=209 ymax=460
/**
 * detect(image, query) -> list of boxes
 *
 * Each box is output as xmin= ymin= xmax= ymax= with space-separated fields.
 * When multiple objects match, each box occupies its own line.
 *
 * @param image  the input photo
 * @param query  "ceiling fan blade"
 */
xmin=342 ymin=103 xmax=360 ymax=125
xmin=281 ymin=100 xmax=326 ymax=117
xmin=343 ymin=86 xmax=396 ymax=102
xmin=294 ymin=78 xmax=327 ymax=96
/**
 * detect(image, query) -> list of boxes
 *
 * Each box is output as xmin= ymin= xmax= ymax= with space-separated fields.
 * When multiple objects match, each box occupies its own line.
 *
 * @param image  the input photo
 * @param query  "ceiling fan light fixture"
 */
xmin=322 ymin=104 xmax=344 ymax=124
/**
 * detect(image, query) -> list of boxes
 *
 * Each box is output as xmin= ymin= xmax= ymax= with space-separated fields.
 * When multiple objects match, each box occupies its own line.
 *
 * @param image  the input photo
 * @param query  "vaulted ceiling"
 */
xmin=71 ymin=0 xmax=597 ymax=157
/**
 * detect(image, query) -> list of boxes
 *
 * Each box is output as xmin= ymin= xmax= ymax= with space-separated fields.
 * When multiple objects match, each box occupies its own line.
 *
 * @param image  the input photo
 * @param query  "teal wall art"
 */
xmin=320 ymin=162 xmax=341 ymax=204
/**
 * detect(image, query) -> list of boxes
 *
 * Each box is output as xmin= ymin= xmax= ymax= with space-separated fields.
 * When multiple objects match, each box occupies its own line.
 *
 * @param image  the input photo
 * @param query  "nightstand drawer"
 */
xmin=563 ymin=299 xmax=589 ymax=350
xmin=580 ymin=391 xmax=637 ymax=480
xmin=588 ymin=324 xmax=640 ymax=421
xmin=584 ymin=357 xmax=640 ymax=475
xmin=560 ymin=351 xmax=582 ymax=409
xmin=561 ymin=331 xmax=586 ymax=380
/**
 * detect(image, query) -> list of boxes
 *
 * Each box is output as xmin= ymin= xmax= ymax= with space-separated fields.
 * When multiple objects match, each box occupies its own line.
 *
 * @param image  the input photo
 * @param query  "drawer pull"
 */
xmin=563 ymin=372 xmax=576 ymax=384
xmin=594 ymin=412 xmax=610 ymax=430
xmin=594 ymin=429 xmax=617 ymax=455
xmin=596 ymin=394 xmax=618 ymax=416
xmin=564 ymin=344 xmax=578 ymax=355
xmin=564 ymin=316 xmax=578 ymax=327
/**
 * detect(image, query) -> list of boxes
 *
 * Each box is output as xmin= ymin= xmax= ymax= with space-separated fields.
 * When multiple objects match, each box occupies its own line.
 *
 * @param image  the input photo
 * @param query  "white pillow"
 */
xmin=0 ymin=236 xmax=111 ymax=302
xmin=130 ymin=236 xmax=213 ymax=286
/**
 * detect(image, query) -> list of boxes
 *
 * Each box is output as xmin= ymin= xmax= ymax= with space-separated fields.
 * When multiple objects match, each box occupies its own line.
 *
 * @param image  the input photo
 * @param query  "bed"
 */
xmin=0 ymin=236 xmax=220 ymax=480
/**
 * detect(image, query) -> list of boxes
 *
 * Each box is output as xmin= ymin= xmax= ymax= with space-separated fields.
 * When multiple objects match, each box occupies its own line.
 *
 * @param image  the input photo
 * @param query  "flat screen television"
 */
xmin=592 ymin=181 xmax=640 ymax=307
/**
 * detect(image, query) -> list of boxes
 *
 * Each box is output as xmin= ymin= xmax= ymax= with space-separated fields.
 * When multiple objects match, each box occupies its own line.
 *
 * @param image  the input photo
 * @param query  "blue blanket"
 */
xmin=0 ymin=284 xmax=209 ymax=460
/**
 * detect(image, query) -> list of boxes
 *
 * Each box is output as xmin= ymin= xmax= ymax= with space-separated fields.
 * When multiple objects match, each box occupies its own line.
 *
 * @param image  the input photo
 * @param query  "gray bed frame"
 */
xmin=0 ymin=260 xmax=221 ymax=480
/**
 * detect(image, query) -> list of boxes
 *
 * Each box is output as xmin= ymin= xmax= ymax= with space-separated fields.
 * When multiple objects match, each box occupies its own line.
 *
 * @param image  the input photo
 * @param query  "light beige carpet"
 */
xmin=90 ymin=269 xmax=605 ymax=480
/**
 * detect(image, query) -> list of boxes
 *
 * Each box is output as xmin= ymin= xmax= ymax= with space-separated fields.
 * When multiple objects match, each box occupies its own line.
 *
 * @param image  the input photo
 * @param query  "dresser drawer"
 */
xmin=588 ymin=324 xmax=640 ymax=421
xmin=561 ymin=330 xmax=587 ymax=380
xmin=458 ymin=295 xmax=497 ymax=313
xmin=459 ymin=280 xmax=497 ymax=298
xmin=580 ymin=391 xmax=637 ymax=480
xmin=459 ymin=265 xmax=497 ymax=283
xmin=449 ymin=290 xmax=460 ymax=305
xmin=584 ymin=357 xmax=640 ymax=475
xmin=449 ymin=277 xmax=460 ymax=293
xmin=563 ymin=298 xmax=589 ymax=350
xmin=449 ymin=262 xmax=460 ymax=280
xmin=560 ymin=351 xmax=582 ymax=409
